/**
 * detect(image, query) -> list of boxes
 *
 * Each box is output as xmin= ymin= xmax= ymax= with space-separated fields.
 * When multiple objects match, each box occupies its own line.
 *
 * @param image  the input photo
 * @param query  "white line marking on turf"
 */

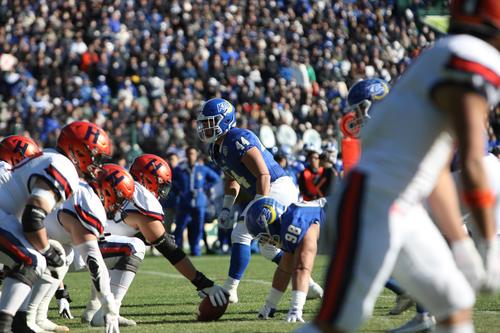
xmin=141 ymin=270 xmax=271 ymax=285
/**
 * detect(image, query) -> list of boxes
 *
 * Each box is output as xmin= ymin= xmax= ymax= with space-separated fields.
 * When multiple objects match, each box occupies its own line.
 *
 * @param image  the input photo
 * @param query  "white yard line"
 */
xmin=140 ymin=270 xmax=272 ymax=285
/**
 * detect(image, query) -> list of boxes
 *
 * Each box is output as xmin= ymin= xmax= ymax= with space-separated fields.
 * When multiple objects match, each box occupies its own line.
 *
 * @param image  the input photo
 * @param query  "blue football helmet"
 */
xmin=197 ymin=98 xmax=236 ymax=143
xmin=343 ymin=78 xmax=390 ymax=130
xmin=244 ymin=197 xmax=286 ymax=247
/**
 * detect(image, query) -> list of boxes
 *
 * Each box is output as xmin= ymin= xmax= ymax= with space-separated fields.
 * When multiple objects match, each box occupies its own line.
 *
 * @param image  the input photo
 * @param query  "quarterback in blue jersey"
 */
xmin=197 ymin=98 xmax=302 ymax=303
xmin=245 ymin=197 xmax=325 ymax=322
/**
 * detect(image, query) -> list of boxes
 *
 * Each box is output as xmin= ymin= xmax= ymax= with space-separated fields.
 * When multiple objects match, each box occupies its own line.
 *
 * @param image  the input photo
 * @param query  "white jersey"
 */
xmin=0 ymin=160 xmax=12 ymax=184
xmin=359 ymin=34 xmax=500 ymax=205
xmin=0 ymin=149 xmax=79 ymax=219
xmin=45 ymin=181 xmax=107 ymax=245
xmin=106 ymin=182 xmax=164 ymax=237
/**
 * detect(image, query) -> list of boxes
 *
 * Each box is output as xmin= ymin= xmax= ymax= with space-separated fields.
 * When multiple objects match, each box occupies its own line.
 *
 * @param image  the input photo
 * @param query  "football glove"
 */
xmin=451 ymin=237 xmax=485 ymax=291
xmin=218 ymin=208 xmax=234 ymax=229
xmin=258 ymin=303 xmax=276 ymax=320
xmin=198 ymin=284 xmax=228 ymax=307
xmin=43 ymin=245 xmax=64 ymax=268
xmin=55 ymin=287 xmax=74 ymax=319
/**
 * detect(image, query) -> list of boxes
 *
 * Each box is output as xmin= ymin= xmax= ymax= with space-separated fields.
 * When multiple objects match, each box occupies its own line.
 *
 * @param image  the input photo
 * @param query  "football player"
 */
xmin=0 ymin=121 xmax=112 ymax=332
xmin=25 ymin=164 xmax=135 ymax=333
xmin=298 ymin=1 xmax=500 ymax=333
xmin=245 ymin=197 xmax=326 ymax=323
xmin=343 ymin=79 xmax=437 ymax=332
xmin=197 ymin=98 xmax=324 ymax=304
xmin=0 ymin=135 xmax=42 ymax=183
xmin=82 ymin=154 xmax=228 ymax=327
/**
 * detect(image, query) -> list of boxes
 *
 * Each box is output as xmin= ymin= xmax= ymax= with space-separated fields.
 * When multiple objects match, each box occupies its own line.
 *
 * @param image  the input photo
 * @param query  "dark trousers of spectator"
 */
xmin=174 ymin=207 xmax=205 ymax=256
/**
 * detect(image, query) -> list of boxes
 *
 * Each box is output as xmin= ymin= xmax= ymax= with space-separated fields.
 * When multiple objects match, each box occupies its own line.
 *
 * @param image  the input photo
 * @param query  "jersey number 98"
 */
xmin=285 ymin=225 xmax=302 ymax=244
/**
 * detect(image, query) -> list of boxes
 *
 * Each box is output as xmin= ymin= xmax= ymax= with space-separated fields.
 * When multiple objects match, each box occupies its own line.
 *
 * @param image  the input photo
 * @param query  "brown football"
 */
xmin=197 ymin=297 xmax=229 ymax=322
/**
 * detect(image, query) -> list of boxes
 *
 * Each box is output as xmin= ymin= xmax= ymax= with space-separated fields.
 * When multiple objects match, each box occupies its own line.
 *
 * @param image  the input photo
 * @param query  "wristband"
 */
xmin=462 ymin=189 xmax=495 ymax=208
xmin=40 ymin=244 xmax=50 ymax=254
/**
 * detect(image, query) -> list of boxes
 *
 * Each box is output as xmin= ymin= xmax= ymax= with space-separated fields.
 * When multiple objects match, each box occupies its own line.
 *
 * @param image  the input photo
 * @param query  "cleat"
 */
xmin=223 ymin=279 xmax=239 ymax=304
xmin=12 ymin=312 xmax=36 ymax=333
xmin=307 ymin=280 xmax=324 ymax=300
xmin=118 ymin=316 xmax=137 ymax=326
xmin=387 ymin=313 xmax=436 ymax=333
xmin=389 ymin=294 xmax=414 ymax=315
xmin=90 ymin=310 xmax=136 ymax=327
xmin=226 ymin=288 xmax=239 ymax=304
xmin=81 ymin=300 xmax=101 ymax=324
xmin=36 ymin=319 xmax=69 ymax=332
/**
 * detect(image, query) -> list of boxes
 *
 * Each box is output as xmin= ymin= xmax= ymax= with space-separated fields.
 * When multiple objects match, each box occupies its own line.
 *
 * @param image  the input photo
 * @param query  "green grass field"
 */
xmin=51 ymin=255 xmax=499 ymax=332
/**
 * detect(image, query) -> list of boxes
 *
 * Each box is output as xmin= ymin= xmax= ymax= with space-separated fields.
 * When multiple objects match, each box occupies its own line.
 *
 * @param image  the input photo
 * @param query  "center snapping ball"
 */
xmin=197 ymin=297 xmax=229 ymax=322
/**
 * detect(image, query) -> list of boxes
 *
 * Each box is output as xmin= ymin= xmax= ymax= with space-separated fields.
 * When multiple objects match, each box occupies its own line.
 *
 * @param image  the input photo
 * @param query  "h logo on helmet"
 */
xmin=145 ymin=159 xmax=162 ymax=175
xmin=14 ymin=141 xmax=29 ymax=156
xmin=84 ymin=126 xmax=100 ymax=144
xmin=105 ymin=170 xmax=124 ymax=186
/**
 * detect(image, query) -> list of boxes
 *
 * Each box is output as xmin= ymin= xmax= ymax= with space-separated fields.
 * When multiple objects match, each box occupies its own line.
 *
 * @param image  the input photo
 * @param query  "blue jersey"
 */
xmin=280 ymin=202 xmax=325 ymax=253
xmin=210 ymin=128 xmax=286 ymax=197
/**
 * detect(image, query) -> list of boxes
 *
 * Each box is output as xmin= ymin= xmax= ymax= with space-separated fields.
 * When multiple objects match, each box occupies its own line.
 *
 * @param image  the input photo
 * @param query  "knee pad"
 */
xmin=6 ymin=264 xmax=38 ymax=287
xmin=129 ymin=238 xmax=146 ymax=260
xmin=113 ymin=255 xmax=143 ymax=274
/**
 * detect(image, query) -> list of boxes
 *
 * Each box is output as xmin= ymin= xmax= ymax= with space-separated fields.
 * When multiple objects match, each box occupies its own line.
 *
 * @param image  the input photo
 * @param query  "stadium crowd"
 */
xmin=0 ymin=0 xmax=467 ymax=163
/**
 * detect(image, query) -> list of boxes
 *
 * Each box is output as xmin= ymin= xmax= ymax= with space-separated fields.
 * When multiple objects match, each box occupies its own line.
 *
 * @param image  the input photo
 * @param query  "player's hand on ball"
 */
xmin=257 ymin=303 xmax=276 ymax=319
xmin=198 ymin=284 xmax=229 ymax=307
xmin=218 ymin=208 xmax=234 ymax=229
xmin=286 ymin=308 xmax=304 ymax=323
xmin=451 ymin=237 xmax=485 ymax=291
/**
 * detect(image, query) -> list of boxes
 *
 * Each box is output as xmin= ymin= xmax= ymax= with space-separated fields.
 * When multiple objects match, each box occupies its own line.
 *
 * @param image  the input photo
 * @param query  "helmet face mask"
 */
xmin=344 ymin=99 xmax=372 ymax=131
xmin=197 ymin=114 xmax=224 ymax=143
xmin=257 ymin=232 xmax=282 ymax=248
xmin=93 ymin=164 xmax=135 ymax=219
xmin=157 ymin=180 xmax=172 ymax=198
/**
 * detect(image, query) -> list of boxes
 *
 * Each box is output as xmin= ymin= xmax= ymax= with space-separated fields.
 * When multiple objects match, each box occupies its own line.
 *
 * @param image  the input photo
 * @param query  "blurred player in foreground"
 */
xmin=298 ymin=1 xmax=500 ymax=332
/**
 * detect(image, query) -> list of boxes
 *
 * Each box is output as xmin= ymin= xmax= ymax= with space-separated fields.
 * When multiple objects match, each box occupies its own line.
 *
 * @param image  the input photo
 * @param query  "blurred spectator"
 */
xmin=171 ymin=146 xmax=220 ymax=256
xmin=161 ymin=151 xmax=180 ymax=233
xmin=0 ymin=0 xmax=451 ymax=158
xmin=298 ymin=149 xmax=324 ymax=201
